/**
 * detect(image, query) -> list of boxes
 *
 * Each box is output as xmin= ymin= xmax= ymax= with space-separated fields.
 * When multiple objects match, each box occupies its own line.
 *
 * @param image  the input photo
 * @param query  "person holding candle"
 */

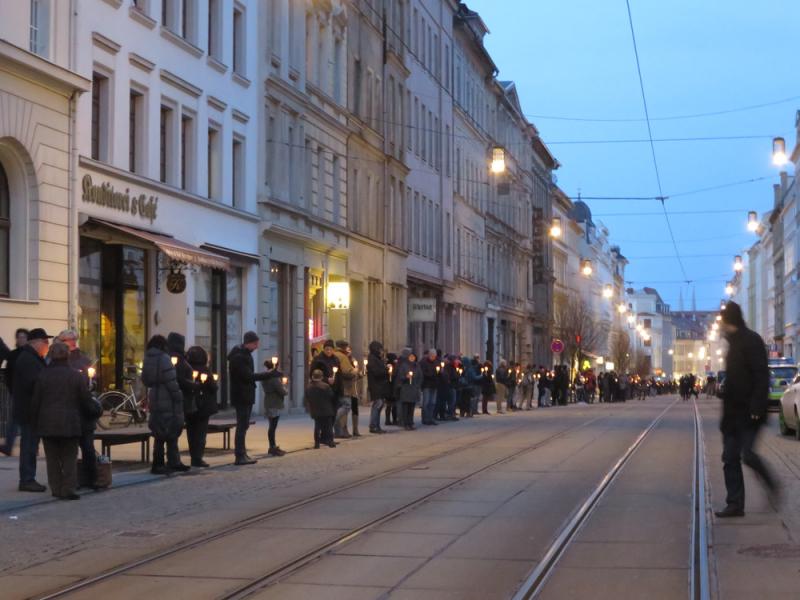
xmin=366 ymin=341 xmax=389 ymax=434
xmin=395 ymin=348 xmax=421 ymax=430
xmin=384 ymin=353 xmax=399 ymax=427
xmin=305 ymin=369 xmax=336 ymax=448
xmin=419 ymin=349 xmax=440 ymax=426
xmin=480 ymin=361 xmax=497 ymax=415
xmin=185 ymin=346 xmax=219 ymax=467
xmin=331 ymin=341 xmax=360 ymax=438
xmin=261 ymin=359 xmax=288 ymax=456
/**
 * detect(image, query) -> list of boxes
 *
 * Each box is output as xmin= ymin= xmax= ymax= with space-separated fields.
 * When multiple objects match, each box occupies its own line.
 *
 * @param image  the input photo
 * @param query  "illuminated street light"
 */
xmin=720 ymin=302 xmax=727 ymax=310
xmin=773 ymin=137 xmax=789 ymax=167
xmin=602 ymin=284 xmax=613 ymax=299
xmin=617 ymin=302 xmax=628 ymax=314
xmin=668 ymin=349 xmax=674 ymax=356
xmin=733 ymin=255 xmax=744 ymax=272
xmin=688 ymin=352 xmax=694 ymax=359
xmin=550 ymin=217 xmax=562 ymax=238
xmin=581 ymin=259 xmax=593 ymax=276
xmin=715 ymin=315 xmax=722 ymax=322
xmin=747 ymin=211 xmax=759 ymax=232
xmin=636 ymin=323 xmax=644 ymax=333
xmin=725 ymin=283 xmax=734 ymax=296
xmin=716 ymin=348 xmax=722 ymax=356
xmin=627 ymin=314 xmax=636 ymax=326
xmin=712 ymin=322 xmax=719 ymax=331
xmin=490 ymin=147 xmax=506 ymax=174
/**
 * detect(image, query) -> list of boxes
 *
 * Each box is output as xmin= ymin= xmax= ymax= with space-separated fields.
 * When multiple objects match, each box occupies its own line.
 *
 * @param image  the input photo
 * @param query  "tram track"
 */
xmin=35 ymin=411 xmax=609 ymax=599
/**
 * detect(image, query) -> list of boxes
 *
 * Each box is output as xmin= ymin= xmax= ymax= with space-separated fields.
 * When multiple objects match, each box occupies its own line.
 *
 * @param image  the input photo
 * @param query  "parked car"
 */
xmin=779 ymin=374 xmax=800 ymax=440
xmin=768 ymin=359 xmax=797 ymax=411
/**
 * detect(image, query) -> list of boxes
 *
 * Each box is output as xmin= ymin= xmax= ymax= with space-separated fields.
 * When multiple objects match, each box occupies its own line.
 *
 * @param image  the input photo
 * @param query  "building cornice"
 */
xmin=0 ymin=39 xmax=90 ymax=96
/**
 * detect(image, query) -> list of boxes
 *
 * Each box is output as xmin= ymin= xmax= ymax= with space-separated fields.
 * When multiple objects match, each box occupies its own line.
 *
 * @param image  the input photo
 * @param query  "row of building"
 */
xmin=0 ymin=0 xmax=639 ymax=411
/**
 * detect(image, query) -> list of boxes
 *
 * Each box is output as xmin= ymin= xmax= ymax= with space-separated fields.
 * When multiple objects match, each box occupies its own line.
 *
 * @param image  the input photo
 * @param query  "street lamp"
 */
xmin=490 ymin=147 xmax=506 ymax=174
xmin=581 ymin=259 xmax=593 ymax=276
xmin=668 ymin=349 xmax=674 ymax=356
xmin=627 ymin=314 xmax=636 ymax=327
xmin=773 ymin=137 xmax=789 ymax=167
xmin=688 ymin=352 xmax=694 ymax=359
xmin=733 ymin=255 xmax=743 ymax=272
xmin=549 ymin=217 xmax=562 ymax=238
xmin=602 ymin=284 xmax=613 ymax=299
xmin=747 ymin=211 xmax=759 ymax=232
xmin=617 ymin=302 xmax=628 ymax=314
xmin=725 ymin=283 xmax=734 ymax=296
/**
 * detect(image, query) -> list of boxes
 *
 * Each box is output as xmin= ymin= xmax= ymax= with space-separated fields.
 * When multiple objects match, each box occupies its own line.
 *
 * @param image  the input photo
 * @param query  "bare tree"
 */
xmin=635 ymin=352 xmax=651 ymax=377
xmin=610 ymin=326 xmax=632 ymax=373
xmin=554 ymin=295 xmax=608 ymax=370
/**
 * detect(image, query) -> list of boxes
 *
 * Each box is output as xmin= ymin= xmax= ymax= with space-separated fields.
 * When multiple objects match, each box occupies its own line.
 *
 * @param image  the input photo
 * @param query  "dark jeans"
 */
xmin=186 ymin=413 xmax=210 ymax=463
xmin=234 ymin=404 xmax=253 ymax=458
xmin=2 ymin=417 xmax=18 ymax=454
xmin=268 ymin=416 xmax=279 ymax=448
xmin=153 ymin=436 xmax=181 ymax=467
xmin=722 ymin=422 xmax=775 ymax=511
xmin=42 ymin=437 xmax=78 ymax=497
xmin=435 ymin=389 xmax=447 ymax=419
xmin=79 ymin=430 xmax=97 ymax=486
xmin=384 ymin=400 xmax=397 ymax=425
xmin=403 ymin=402 xmax=415 ymax=427
xmin=314 ymin=416 xmax=334 ymax=445
xmin=19 ymin=423 xmax=40 ymax=483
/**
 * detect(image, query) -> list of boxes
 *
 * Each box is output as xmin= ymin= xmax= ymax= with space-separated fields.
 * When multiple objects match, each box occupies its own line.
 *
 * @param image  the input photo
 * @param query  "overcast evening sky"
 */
xmin=469 ymin=0 xmax=800 ymax=310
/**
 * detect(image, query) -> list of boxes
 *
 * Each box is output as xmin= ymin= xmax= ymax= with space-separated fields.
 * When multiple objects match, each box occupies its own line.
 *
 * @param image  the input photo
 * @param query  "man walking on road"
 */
xmin=716 ymin=301 xmax=778 ymax=518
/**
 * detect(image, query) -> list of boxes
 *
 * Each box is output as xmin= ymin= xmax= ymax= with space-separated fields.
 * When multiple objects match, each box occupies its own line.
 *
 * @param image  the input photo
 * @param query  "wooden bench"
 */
xmin=207 ymin=419 xmax=255 ymax=450
xmin=94 ymin=428 xmax=152 ymax=463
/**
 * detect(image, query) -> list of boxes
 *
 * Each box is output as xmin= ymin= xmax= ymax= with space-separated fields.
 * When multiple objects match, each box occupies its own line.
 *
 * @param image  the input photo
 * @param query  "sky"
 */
xmin=468 ymin=0 xmax=800 ymax=310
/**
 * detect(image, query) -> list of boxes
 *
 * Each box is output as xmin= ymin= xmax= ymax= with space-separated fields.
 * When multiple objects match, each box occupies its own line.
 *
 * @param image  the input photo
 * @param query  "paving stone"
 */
xmin=334 ymin=531 xmax=456 ymax=558
xmin=397 ymin=557 xmax=532 ymax=596
xmin=0 ymin=575 xmax=79 ymax=598
xmin=286 ymin=555 xmax=426 ymax=587
xmin=376 ymin=514 xmax=481 ymax=536
xmin=64 ymin=574 xmax=251 ymax=599
xmin=559 ymin=540 xmax=688 ymax=569
xmin=249 ymin=582 xmax=388 ymax=600
xmin=537 ymin=566 xmax=687 ymax=600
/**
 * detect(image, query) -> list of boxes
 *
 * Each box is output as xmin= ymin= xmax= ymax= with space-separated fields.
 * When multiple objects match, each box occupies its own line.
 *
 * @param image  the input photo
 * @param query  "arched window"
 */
xmin=0 ymin=161 xmax=9 ymax=296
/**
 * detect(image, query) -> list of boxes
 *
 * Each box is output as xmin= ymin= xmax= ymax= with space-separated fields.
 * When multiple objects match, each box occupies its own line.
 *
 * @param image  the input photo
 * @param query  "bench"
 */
xmin=94 ymin=428 xmax=151 ymax=463
xmin=207 ymin=419 xmax=255 ymax=450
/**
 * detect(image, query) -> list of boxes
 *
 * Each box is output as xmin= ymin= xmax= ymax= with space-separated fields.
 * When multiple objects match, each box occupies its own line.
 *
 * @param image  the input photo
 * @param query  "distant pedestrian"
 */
xmin=480 ymin=361 xmax=496 ymax=414
xmin=11 ymin=328 xmax=52 ymax=492
xmin=420 ymin=349 xmax=440 ymax=425
xmin=185 ymin=345 xmax=219 ymax=467
xmin=1 ymin=328 xmax=29 ymax=457
xmin=305 ymin=369 xmax=335 ymax=448
xmin=261 ymin=360 xmax=288 ymax=456
xmin=715 ymin=301 xmax=778 ymax=518
xmin=395 ymin=349 xmax=421 ymax=430
xmin=30 ymin=342 xmax=95 ymax=500
xmin=228 ymin=331 xmax=277 ymax=465
xmin=332 ymin=341 xmax=359 ymax=438
xmin=366 ymin=341 xmax=389 ymax=434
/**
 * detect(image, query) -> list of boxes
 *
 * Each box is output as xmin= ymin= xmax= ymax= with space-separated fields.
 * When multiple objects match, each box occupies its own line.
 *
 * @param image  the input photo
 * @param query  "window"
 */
xmin=208 ymin=0 xmax=221 ymax=60
xmin=91 ymin=72 xmax=110 ymax=162
xmin=353 ymin=58 xmax=362 ymax=117
xmin=207 ymin=125 xmax=221 ymax=200
xmin=129 ymin=89 xmax=144 ymax=173
xmin=333 ymin=37 xmax=343 ymax=103
xmin=0 ymin=162 xmax=9 ymax=297
xmin=159 ymin=105 xmax=176 ymax=184
xmin=233 ymin=5 xmax=245 ymax=75
xmin=232 ymin=136 xmax=244 ymax=208
xmin=180 ymin=112 xmax=195 ymax=191
xmin=332 ymin=155 xmax=340 ymax=225
xmin=29 ymin=0 xmax=49 ymax=57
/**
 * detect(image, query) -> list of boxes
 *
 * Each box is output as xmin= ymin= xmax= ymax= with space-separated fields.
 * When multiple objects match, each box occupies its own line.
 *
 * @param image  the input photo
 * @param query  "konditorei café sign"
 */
xmin=81 ymin=174 xmax=159 ymax=224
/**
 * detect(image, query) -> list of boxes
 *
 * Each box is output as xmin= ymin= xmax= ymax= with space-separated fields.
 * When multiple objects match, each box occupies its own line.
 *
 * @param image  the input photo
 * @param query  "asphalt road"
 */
xmin=1 ymin=396 xmax=797 ymax=599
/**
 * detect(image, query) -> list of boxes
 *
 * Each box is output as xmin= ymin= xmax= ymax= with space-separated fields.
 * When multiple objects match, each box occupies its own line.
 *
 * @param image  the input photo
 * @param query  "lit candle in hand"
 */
xmin=353 ymin=360 xmax=358 ymax=368
xmin=212 ymin=373 xmax=219 ymax=382
xmin=281 ymin=376 xmax=289 ymax=385
xmin=171 ymin=356 xmax=178 ymax=366
xmin=87 ymin=367 xmax=96 ymax=380
xmin=271 ymin=356 xmax=278 ymax=366
xmin=333 ymin=366 xmax=339 ymax=375
xmin=192 ymin=370 xmax=199 ymax=380
xmin=200 ymin=373 xmax=208 ymax=383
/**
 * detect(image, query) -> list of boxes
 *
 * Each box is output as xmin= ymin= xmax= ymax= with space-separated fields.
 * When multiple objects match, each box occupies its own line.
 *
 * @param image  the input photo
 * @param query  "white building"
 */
xmin=626 ymin=288 xmax=674 ymax=376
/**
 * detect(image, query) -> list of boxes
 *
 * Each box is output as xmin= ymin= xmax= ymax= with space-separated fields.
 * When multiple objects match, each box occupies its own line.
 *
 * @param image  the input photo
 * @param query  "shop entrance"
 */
xmin=78 ymin=237 xmax=147 ymax=392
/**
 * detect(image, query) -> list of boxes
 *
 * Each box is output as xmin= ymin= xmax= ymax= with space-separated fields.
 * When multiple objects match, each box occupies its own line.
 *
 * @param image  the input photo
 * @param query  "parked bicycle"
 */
xmin=97 ymin=366 xmax=147 ymax=429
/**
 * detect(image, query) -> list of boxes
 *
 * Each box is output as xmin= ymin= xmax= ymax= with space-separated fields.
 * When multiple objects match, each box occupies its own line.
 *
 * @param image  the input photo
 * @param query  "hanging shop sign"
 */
xmin=531 ymin=207 xmax=546 ymax=284
xmin=82 ymin=174 xmax=159 ymax=223
xmin=408 ymin=298 xmax=437 ymax=322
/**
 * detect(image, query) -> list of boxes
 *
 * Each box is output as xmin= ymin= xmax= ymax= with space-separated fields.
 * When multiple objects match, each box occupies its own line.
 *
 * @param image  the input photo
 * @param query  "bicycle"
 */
xmin=97 ymin=368 xmax=147 ymax=429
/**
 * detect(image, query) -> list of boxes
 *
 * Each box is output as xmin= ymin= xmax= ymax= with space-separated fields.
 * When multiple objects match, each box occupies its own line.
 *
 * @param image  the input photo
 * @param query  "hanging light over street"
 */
xmin=549 ymin=216 xmax=562 ymax=238
xmin=668 ymin=349 xmax=674 ymax=356
xmin=602 ymin=284 xmax=613 ymax=299
xmin=733 ymin=255 xmax=743 ymax=272
xmin=773 ymin=137 xmax=789 ymax=167
xmin=581 ymin=259 xmax=593 ymax=276
xmin=747 ymin=211 xmax=759 ymax=232
xmin=617 ymin=302 xmax=628 ymax=314
xmin=725 ymin=283 xmax=734 ymax=296
xmin=490 ymin=147 xmax=506 ymax=174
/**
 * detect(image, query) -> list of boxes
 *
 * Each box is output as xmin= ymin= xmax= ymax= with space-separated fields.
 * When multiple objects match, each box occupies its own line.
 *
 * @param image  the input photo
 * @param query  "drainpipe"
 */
xmin=67 ymin=0 xmax=79 ymax=329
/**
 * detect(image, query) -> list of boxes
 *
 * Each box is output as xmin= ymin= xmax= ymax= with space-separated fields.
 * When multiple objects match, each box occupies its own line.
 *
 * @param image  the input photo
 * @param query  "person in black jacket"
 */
xmin=420 ymin=350 xmax=440 ymax=426
xmin=228 ymin=331 xmax=276 ymax=465
xmin=1 ymin=328 xmax=28 ymax=457
xmin=305 ymin=369 xmax=336 ymax=448
xmin=366 ymin=341 xmax=389 ymax=434
xmin=12 ymin=328 xmax=52 ymax=492
xmin=384 ymin=352 xmax=398 ymax=426
xmin=186 ymin=345 xmax=219 ymax=467
xmin=167 ymin=333 xmax=198 ymax=470
xmin=716 ymin=301 xmax=777 ymax=518
xmin=30 ymin=342 xmax=95 ymax=500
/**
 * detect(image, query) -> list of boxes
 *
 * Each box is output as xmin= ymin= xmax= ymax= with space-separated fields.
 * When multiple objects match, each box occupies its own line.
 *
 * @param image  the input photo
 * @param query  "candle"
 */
xmin=388 ymin=364 xmax=393 ymax=373
xmin=353 ymin=360 xmax=358 ymax=368
xmin=171 ymin=356 xmax=178 ymax=366
xmin=281 ymin=376 xmax=289 ymax=385
xmin=436 ymin=366 xmax=441 ymax=373
xmin=212 ymin=373 xmax=219 ymax=382
xmin=409 ymin=371 xmax=414 ymax=379
xmin=364 ymin=359 xmax=369 ymax=367
xmin=200 ymin=373 xmax=208 ymax=383
xmin=440 ymin=361 xmax=445 ymax=368
xmin=87 ymin=367 xmax=96 ymax=380
xmin=271 ymin=356 xmax=278 ymax=366
xmin=192 ymin=370 xmax=199 ymax=380
xmin=333 ymin=366 xmax=339 ymax=375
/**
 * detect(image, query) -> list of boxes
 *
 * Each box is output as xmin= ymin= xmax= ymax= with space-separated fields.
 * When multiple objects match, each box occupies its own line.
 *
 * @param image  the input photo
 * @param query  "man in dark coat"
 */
xmin=305 ymin=369 xmax=336 ymax=448
xmin=12 ymin=328 xmax=52 ymax=491
xmin=30 ymin=342 xmax=94 ymax=500
xmin=716 ymin=301 xmax=777 ymax=518
xmin=1 ymin=328 xmax=28 ymax=456
xmin=366 ymin=341 xmax=389 ymax=434
xmin=228 ymin=331 xmax=276 ymax=465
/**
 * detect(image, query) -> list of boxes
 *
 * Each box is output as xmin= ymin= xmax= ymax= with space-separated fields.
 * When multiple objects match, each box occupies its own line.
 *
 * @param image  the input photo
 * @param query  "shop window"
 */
xmin=29 ymin=0 xmax=49 ymax=58
xmin=0 ymin=162 xmax=9 ymax=297
xmin=79 ymin=238 xmax=147 ymax=392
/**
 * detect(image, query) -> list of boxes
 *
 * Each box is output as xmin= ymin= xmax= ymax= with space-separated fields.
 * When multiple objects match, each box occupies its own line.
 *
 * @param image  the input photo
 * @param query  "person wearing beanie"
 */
xmin=715 ymin=301 xmax=778 ymax=518
xmin=305 ymin=369 xmax=336 ymax=448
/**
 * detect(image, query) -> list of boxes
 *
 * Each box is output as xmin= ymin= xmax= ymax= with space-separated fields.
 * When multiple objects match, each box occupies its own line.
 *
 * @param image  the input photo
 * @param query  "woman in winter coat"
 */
xmin=30 ymin=342 xmax=96 ymax=500
xmin=185 ymin=346 xmax=219 ymax=467
xmin=142 ymin=335 xmax=186 ymax=475
xmin=305 ymin=369 xmax=335 ymax=448
xmin=385 ymin=352 xmax=398 ymax=426
xmin=394 ymin=349 xmax=422 ymax=430
xmin=480 ymin=361 xmax=496 ymax=415
xmin=262 ymin=360 xmax=288 ymax=456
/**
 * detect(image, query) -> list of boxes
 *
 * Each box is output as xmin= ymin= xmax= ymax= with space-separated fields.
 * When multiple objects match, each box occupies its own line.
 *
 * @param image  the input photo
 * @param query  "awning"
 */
xmin=85 ymin=218 xmax=230 ymax=271
xmin=201 ymin=243 xmax=260 ymax=264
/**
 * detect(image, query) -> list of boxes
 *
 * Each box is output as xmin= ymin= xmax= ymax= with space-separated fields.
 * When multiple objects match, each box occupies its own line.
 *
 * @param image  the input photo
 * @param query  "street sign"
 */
xmin=551 ymin=339 xmax=565 ymax=354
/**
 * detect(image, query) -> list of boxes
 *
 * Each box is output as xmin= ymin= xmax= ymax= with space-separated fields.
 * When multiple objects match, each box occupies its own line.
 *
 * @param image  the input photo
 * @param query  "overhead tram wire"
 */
xmin=624 ymin=0 xmax=689 ymax=283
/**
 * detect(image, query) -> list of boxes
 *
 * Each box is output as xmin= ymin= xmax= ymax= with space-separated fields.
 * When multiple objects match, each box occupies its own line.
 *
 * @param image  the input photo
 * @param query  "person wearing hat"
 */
xmin=227 ymin=331 xmax=277 ymax=465
xmin=305 ymin=369 xmax=336 ymax=448
xmin=1 ymin=328 xmax=29 ymax=457
xmin=715 ymin=301 xmax=778 ymax=518
xmin=11 ymin=327 xmax=53 ymax=492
